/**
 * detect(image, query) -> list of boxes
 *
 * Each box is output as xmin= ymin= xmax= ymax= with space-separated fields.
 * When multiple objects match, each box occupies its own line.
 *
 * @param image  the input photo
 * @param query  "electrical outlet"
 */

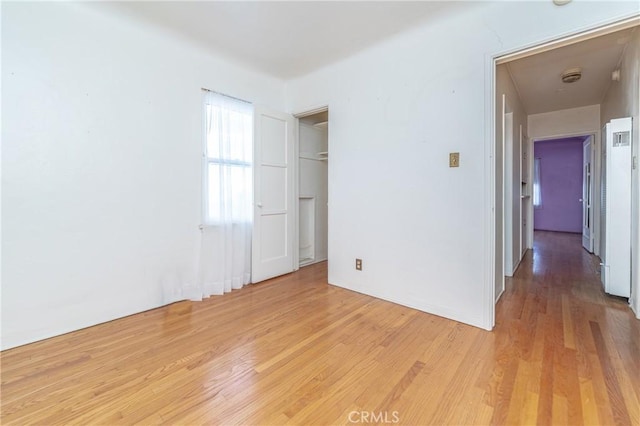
xmin=355 ymin=258 xmax=362 ymax=271
xmin=449 ymin=152 xmax=460 ymax=168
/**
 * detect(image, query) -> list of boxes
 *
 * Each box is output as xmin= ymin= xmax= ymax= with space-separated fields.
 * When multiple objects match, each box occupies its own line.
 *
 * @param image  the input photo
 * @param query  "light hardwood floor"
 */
xmin=2 ymin=231 xmax=638 ymax=425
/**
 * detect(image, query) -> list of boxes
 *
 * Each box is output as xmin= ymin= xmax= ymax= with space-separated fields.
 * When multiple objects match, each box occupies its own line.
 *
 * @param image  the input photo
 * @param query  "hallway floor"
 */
xmin=496 ymin=230 xmax=639 ymax=424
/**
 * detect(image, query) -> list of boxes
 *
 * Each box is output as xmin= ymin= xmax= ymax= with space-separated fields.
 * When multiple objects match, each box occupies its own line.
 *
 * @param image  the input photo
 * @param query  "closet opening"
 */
xmin=295 ymin=108 xmax=329 ymax=268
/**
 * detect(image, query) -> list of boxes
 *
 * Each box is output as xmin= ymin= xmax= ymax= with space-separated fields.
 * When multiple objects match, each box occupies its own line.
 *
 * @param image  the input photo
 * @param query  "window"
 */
xmin=203 ymin=91 xmax=253 ymax=224
xmin=533 ymin=157 xmax=542 ymax=208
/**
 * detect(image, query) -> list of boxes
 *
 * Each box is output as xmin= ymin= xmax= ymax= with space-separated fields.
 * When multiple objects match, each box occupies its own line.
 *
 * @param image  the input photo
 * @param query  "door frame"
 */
xmin=583 ymin=134 xmax=595 ymax=253
xmin=527 ymin=130 xmax=601 ymax=256
xmin=485 ymin=15 xmax=639 ymax=330
xmin=528 ymin=132 xmax=598 ymax=250
xmin=292 ymin=105 xmax=329 ymax=272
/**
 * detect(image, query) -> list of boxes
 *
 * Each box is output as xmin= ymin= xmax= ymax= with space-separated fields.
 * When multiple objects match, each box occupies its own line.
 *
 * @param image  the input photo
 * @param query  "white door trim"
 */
xmin=485 ymin=15 xmax=638 ymax=331
xmin=495 ymin=16 xmax=639 ymax=65
xmin=583 ymin=135 xmax=595 ymax=253
xmin=529 ymin=132 xmax=599 ymax=254
xmin=294 ymin=106 xmax=329 ymax=119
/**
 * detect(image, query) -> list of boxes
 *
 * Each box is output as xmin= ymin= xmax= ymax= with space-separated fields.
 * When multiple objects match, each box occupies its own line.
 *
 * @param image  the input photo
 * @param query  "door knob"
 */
xmin=257 ymin=203 xmax=263 ymax=208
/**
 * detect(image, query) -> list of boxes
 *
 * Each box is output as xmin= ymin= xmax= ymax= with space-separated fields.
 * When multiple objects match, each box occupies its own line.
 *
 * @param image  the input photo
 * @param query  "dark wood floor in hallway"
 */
xmin=1 ymin=231 xmax=638 ymax=425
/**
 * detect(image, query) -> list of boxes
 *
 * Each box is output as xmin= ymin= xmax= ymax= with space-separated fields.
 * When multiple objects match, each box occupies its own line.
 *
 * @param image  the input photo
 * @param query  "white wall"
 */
xmin=529 ymin=104 xmax=601 ymax=140
xmin=601 ymin=29 xmax=640 ymax=318
xmin=1 ymin=2 xmax=285 ymax=349
xmin=286 ymin=1 xmax=639 ymax=329
xmin=299 ymin=123 xmax=328 ymax=264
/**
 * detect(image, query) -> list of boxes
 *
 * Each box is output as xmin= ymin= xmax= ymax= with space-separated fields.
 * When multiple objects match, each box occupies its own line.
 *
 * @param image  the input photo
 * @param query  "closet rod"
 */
xmin=201 ymin=87 xmax=251 ymax=104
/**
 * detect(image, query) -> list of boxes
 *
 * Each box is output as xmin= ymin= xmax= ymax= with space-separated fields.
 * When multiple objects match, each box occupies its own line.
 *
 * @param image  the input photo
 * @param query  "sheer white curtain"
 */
xmin=533 ymin=157 xmax=542 ymax=207
xmin=196 ymin=91 xmax=253 ymax=299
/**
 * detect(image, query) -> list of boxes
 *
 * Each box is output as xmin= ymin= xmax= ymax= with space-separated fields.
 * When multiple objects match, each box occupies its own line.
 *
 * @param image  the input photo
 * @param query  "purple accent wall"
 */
xmin=534 ymin=137 xmax=584 ymax=233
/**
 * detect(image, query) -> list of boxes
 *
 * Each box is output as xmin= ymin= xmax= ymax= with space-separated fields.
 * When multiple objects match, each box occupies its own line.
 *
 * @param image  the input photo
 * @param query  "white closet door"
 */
xmin=252 ymin=106 xmax=295 ymax=283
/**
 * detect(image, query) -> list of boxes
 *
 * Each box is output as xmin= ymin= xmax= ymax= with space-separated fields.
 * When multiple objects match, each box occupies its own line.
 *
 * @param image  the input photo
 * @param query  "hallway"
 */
xmin=496 ymin=230 xmax=639 ymax=424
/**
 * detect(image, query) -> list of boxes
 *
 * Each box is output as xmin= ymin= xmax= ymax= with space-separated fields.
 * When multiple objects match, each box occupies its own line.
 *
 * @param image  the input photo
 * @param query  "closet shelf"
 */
xmin=300 ymin=153 xmax=328 ymax=162
xmin=313 ymin=121 xmax=328 ymax=129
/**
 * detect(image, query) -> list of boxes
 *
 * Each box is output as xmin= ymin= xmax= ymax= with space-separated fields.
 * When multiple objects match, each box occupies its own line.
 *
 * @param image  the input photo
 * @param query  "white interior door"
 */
xmin=600 ymin=125 xmax=607 ymax=270
xmin=582 ymin=135 xmax=593 ymax=252
xmin=252 ymin=106 xmax=295 ymax=283
xmin=503 ymin=109 xmax=514 ymax=277
xmin=602 ymin=118 xmax=632 ymax=297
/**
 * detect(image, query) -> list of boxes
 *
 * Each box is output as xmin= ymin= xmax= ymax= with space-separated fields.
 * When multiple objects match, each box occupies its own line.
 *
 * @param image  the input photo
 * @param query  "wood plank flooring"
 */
xmin=2 ymin=231 xmax=638 ymax=425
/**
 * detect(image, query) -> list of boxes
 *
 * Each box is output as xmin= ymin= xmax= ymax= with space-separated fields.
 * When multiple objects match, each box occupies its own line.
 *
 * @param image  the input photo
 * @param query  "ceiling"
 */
xmin=506 ymin=27 xmax=638 ymax=115
xmin=96 ymin=2 xmax=636 ymax=114
xmin=98 ymin=1 xmax=475 ymax=80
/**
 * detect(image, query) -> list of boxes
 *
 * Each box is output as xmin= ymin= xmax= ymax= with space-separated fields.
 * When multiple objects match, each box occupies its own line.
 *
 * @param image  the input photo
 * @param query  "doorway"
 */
xmin=532 ymin=135 xmax=593 ymax=250
xmin=490 ymin=18 xmax=639 ymax=327
xmin=295 ymin=109 xmax=329 ymax=268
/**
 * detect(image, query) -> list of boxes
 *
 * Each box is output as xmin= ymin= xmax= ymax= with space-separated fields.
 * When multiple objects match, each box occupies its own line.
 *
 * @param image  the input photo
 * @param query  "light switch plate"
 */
xmin=449 ymin=152 xmax=460 ymax=168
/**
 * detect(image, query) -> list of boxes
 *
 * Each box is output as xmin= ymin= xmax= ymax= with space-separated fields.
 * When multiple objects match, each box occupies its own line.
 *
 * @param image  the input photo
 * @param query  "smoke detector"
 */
xmin=561 ymin=67 xmax=582 ymax=83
